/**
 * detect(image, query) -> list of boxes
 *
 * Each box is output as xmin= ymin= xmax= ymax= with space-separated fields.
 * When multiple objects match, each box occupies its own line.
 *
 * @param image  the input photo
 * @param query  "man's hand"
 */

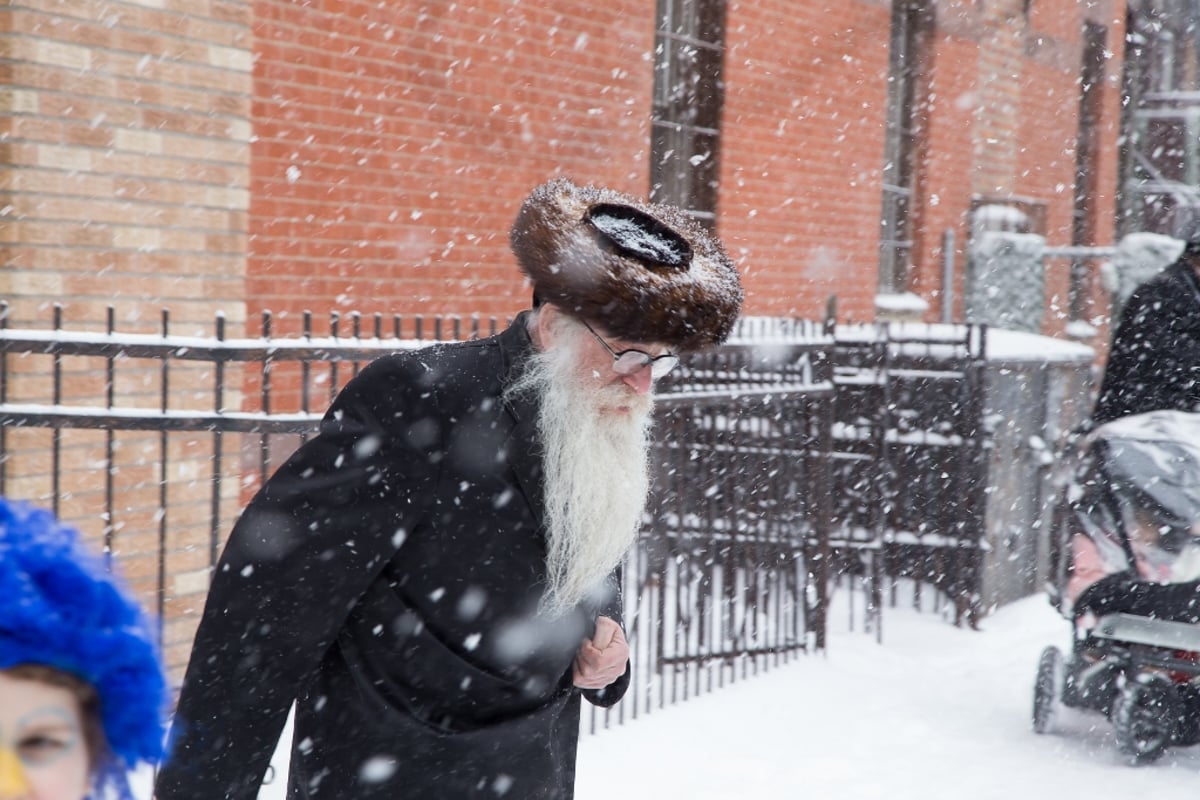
xmin=572 ymin=615 xmax=629 ymax=690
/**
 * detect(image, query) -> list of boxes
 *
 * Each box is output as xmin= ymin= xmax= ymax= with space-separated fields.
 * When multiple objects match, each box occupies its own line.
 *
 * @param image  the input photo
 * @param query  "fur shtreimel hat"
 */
xmin=0 ymin=498 xmax=167 ymax=798
xmin=510 ymin=178 xmax=743 ymax=351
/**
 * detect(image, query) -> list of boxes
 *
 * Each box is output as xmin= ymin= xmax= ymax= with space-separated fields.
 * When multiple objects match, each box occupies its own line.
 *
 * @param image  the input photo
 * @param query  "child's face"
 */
xmin=0 ymin=671 xmax=91 ymax=800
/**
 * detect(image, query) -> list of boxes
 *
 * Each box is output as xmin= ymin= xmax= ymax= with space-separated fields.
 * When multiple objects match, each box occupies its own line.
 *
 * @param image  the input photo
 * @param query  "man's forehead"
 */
xmin=583 ymin=317 xmax=614 ymax=336
xmin=619 ymin=337 xmax=671 ymax=353
xmin=589 ymin=321 xmax=669 ymax=352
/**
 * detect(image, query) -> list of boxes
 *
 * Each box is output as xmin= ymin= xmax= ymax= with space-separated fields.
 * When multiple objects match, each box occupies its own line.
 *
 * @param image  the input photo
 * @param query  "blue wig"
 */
xmin=0 ymin=498 xmax=167 ymax=799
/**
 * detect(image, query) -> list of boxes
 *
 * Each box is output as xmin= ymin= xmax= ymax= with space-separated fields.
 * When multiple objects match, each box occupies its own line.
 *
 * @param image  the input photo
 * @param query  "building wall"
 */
xmin=911 ymin=0 xmax=1128 ymax=333
xmin=0 ymin=0 xmax=1133 ymax=676
xmin=0 ymin=1 xmax=254 ymax=672
xmin=1078 ymin=2 xmax=1128 ymax=355
xmin=0 ymin=1 xmax=1131 ymax=336
xmin=912 ymin=7 xmax=969 ymax=314
xmin=719 ymin=0 xmax=892 ymax=322
xmin=0 ymin=0 xmax=252 ymax=333
xmin=1015 ymin=0 xmax=1085 ymax=334
xmin=247 ymin=0 xmax=656 ymax=330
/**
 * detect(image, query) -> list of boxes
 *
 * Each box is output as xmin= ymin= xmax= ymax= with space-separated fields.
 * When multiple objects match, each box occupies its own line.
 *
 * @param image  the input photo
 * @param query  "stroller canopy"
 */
xmin=1067 ymin=410 xmax=1200 ymax=598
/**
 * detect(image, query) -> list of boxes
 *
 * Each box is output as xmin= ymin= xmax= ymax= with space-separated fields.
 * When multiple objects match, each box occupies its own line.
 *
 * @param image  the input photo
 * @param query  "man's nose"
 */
xmin=0 ymin=748 xmax=31 ymax=799
xmin=620 ymin=365 xmax=654 ymax=395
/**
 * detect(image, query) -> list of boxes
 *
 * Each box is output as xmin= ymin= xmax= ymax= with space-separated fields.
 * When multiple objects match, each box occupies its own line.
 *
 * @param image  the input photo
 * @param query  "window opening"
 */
xmin=650 ymin=0 xmax=729 ymax=229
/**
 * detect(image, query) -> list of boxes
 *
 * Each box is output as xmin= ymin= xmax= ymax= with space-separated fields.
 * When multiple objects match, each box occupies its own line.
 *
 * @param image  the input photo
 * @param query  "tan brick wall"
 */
xmin=0 ymin=0 xmax=252 ymax=333
xmin=0 ymin=1 xmax=253 ymax=678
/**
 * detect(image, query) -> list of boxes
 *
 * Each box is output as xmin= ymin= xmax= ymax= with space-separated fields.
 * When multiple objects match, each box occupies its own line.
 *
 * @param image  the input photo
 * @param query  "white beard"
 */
xmin=506 ymin=317 xmax=654 ymax=615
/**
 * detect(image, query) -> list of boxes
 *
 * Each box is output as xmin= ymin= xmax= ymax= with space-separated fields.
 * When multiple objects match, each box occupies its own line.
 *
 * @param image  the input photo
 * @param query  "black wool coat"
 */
xmin=154 ymin=314 xmax=629 ymax=800
xmin=1093 ymin=260 xmax=1200 ymax=425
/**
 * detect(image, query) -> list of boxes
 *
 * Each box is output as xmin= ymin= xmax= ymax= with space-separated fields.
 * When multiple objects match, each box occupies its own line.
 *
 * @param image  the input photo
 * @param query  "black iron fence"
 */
xmin=0 ymin=304 xmax=840 ymax=731
xmin=825 ymin=320 xmax=989 ymax=634
xmin=0 ymin=304 xmax=994 ymax=730
xmin=599 ymin=320 xmax=834 ymax=728
xmin=0 ymin=304 xmax=454 ymax=672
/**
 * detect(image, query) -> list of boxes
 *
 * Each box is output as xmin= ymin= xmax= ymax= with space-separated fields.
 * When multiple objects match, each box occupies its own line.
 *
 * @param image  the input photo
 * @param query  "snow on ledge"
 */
xmin=1063 ymin=319 xmax=1098 ymax=340
xmin=874 ymin=292 xmax=930 ymax=312
xmin=985 ymin=327 xmax=1093 ymax=364
xmin=833 ymin=322 xmax=1093 ymax=364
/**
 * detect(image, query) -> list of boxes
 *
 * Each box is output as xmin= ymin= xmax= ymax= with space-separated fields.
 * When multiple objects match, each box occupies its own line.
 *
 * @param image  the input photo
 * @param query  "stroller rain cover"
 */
xmin=1063 ymin=410 xmax=1200 ymax=612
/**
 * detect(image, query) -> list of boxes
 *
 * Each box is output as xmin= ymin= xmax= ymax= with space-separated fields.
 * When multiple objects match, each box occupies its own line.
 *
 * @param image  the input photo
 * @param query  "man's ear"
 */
xmin=532 ymin=303 xmax=559 ymax=351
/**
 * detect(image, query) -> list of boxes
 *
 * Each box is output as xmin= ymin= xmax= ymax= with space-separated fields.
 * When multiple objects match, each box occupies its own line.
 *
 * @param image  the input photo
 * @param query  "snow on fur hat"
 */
xmin=0 ymin=498 xmax=166 ymax=792
xmin=510 ymin=178 xmax=743 ymax=351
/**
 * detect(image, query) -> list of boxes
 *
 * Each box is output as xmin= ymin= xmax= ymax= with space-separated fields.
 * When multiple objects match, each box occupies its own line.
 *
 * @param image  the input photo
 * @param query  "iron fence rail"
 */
xmin=0 ymin=304 xmax=840 ymax=731
xmin=0 ymin=304 xmax=990 ymax=729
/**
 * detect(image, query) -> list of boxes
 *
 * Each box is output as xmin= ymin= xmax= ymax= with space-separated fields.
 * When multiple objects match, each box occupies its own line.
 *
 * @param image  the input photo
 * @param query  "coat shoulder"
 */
xmin=1119 ymin=265 xmax=1196 ymax=329
xmin=337 ymin=336 xmax=509 ymax=415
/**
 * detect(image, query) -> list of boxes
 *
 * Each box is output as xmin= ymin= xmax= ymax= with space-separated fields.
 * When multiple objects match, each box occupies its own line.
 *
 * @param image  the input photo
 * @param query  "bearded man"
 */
xmin=154 ymin=178 xmax=742 ymax=800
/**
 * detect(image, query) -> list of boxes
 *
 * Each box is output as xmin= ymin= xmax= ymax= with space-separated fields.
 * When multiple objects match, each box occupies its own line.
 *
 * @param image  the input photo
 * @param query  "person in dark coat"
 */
xmin=1092 ymin=235 xmax=1200 ymax=425
xmin=153 ymin=178 xmax=743 ymax=800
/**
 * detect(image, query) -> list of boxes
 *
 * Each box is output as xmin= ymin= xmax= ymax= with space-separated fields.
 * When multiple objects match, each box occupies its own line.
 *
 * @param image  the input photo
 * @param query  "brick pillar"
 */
xmin=0 ymin=2 xmax=252 ymax=678
xmin=973 ymin=0 xmax=1027 ymax=197
xmin=0 ymin=2 xmax=251 ymax=333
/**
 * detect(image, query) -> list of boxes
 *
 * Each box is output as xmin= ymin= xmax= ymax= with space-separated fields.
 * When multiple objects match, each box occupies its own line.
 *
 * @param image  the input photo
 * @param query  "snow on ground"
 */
xmin=137 ymin=585 xmax=1197 ymax=799
xmin=575 ymin=588 xmax=1200 ymax=800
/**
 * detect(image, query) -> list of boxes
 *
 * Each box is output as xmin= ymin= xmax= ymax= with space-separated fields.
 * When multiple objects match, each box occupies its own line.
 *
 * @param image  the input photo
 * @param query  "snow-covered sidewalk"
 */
xmin=197 ymin=587 xmax=1197 ymax=799
xmin=575 ymin=591 xmax=1200 ymax=799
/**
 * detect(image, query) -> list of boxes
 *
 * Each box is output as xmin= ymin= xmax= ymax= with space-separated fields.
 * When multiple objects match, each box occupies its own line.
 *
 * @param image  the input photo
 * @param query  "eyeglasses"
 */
xmin=580 ymin=320 xmax=680 ymax=378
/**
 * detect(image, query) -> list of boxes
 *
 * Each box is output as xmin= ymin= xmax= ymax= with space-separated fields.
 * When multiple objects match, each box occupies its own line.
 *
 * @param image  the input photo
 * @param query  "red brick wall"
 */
xmin=247 ymin=0 xmax=655 ymax=332
xmin=1 ymin=1 xmax=1130 ymax=337
xmin=908 ymin=0 xmax=1128 ymax=329
xmin=911 ymin=9 xmax=980 ymax=314
xmin=1076 ymin=1 xmax=1128 ymax=355
xmin=720 ymin=0 xmax=892 ymax=322
xmin=1017 ymin=1 xmax=1084 ymax=334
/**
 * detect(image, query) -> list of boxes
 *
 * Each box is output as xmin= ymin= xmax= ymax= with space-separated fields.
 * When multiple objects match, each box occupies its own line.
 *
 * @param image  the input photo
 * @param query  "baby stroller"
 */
xmin=1033 ymin=410 xmax=1200 ymax=763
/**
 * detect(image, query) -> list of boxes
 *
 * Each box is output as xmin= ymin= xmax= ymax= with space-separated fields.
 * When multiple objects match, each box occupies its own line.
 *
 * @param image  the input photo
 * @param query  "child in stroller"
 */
xmin=1033 ymin=410 xmax=1200 ymax=763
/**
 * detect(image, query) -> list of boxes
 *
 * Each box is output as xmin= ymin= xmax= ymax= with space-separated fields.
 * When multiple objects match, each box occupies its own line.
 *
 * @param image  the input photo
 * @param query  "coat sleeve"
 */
xmin=154 ymin=357 xmax=444 ymax=800
xmin=1075 ymin=571 xmax=1200 ymax=623
xmin=581 ymin=662 xmax=631 ymax=709
xmin=580 ymin=566 xmax=631 ymax=708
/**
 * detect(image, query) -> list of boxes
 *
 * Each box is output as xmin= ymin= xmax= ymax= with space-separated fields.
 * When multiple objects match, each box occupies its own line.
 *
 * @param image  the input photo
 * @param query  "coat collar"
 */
xmin=496 ymin=312 xmax=546 ymax=533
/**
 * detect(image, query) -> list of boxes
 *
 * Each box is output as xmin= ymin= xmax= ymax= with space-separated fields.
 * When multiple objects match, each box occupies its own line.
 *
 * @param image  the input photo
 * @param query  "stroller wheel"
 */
xmin=1174 ymin=684 xmax=1200 ymax=747
xmin=1033 ymin=645 xmax=1064 ymax=734
xmin=1112 ymin=676 xmax=1180 ymax=764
